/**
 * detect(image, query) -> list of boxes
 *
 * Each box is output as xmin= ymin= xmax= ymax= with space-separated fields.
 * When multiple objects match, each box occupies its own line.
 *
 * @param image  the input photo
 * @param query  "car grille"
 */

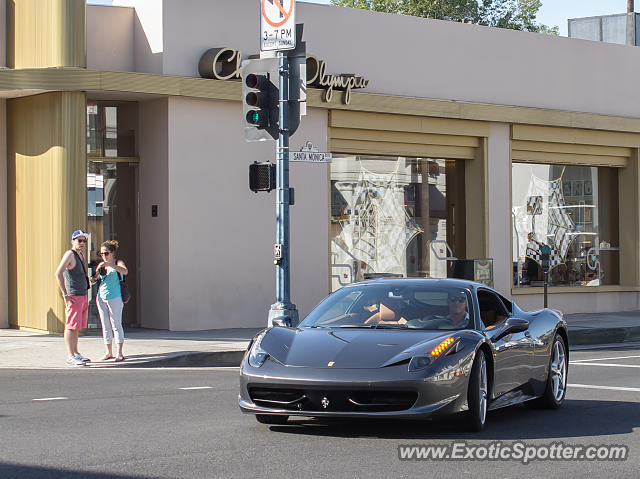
xmin=248 ymin=386 xmax=418 ymax=413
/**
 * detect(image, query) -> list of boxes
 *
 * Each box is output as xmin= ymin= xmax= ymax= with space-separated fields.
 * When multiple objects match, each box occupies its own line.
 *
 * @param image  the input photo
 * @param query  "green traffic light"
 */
xmin=246 ymin=109 xmax=266 ymax=127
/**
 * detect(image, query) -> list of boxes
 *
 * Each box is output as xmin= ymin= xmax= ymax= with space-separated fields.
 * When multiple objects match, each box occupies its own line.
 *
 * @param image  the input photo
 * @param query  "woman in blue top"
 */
xmin=91 ymin=240 xmax=128 ymax=362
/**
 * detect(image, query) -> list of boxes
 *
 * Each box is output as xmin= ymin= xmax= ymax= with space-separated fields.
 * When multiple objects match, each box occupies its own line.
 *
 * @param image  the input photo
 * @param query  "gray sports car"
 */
xmin=238 ymin=279 xmax=568 ymax=431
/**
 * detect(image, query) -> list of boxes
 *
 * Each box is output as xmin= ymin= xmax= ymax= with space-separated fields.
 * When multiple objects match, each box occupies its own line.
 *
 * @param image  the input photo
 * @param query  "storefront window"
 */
xmin=87 ymin=102 xmax=137 ymax=157
xmin=512 ymin=163 xmax=619 ymax=287
xmin=330 ymin=156 xmax=465 ymax=292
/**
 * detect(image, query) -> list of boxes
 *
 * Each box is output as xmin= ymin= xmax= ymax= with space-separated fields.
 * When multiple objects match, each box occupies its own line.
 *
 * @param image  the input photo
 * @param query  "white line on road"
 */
xmin=569 ymin=383 xmax=640 ymax=393
xmin=571 ymin=354 xmax=640 ymax=363
xmin=569 ymin=362 xmax=640 ymax=368
xmin=32 ymin=397 xmax=68 ymax=401
xmin=178 ymin=386 xmax=213 ymax=390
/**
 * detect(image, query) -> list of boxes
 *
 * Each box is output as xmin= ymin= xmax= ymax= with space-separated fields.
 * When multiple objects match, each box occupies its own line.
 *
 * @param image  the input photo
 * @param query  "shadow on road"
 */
xmin=0 ymin=463 xmax=155 ymax=479
xmin=266 ymin=399 xmax=640 ymax=440
xmin=572 ymin=342 xmax=640 ymax=353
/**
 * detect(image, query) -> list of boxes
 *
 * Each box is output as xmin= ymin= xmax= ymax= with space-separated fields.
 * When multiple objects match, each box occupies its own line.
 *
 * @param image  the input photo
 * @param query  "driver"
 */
xmin=405 ymin=290 xmax=470 ymax=329
xmin=445 ymin=290 xmax=469 ymax=327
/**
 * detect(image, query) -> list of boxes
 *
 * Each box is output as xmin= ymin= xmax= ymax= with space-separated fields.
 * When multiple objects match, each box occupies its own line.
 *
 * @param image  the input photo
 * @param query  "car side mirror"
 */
xmin=272 ymin=316 xmax=299 ymax=328
xmin=271 ymin=317 xmax=290 ymax=327
xmin=490 ymin=317 xmax=529 ymax=342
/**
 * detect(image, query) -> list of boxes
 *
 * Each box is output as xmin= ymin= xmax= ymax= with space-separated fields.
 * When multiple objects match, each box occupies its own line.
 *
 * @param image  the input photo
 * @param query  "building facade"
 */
xmin=3 ymin=0 xmax=640 ymax=333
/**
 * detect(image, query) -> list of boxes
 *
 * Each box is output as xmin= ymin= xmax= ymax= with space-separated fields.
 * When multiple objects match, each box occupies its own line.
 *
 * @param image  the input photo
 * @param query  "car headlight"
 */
xmin=248 ymin=334 xmax=269 ymax=368
xmin=408 ymin=337 xmax=458 ymax=372
xmin=408 ymin=355 xmax=432 ymax=372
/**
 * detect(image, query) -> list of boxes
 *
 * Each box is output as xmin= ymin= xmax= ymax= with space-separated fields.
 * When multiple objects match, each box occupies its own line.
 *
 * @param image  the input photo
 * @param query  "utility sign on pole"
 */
xmin=260 ymin=0 xmax=296 ymax=51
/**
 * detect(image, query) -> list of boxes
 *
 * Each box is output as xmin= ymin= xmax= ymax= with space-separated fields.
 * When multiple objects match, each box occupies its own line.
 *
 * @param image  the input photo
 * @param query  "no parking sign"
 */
xmin=260 ymin=0 xmax=296 ymax=51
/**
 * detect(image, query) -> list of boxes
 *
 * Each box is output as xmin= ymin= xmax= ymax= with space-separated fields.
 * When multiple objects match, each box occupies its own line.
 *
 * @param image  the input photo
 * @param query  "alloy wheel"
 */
xmin=551 ymin=339 xmax=567 ymax=402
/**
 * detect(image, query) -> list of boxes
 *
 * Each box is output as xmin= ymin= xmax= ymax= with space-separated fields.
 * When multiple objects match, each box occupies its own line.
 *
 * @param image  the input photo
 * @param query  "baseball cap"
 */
xmin=71 ymin=229 xmax=89 ymax=240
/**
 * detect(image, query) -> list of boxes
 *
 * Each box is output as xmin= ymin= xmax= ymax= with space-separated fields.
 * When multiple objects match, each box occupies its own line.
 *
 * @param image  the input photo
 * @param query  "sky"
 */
xmin=301 ymin=0 xmax=633 ymax=37
xmin=87 ymin=1 xmax=633 ymax=38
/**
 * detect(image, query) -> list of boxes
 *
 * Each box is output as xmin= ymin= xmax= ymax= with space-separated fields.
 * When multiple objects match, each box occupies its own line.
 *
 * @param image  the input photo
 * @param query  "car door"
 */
xmin=478 ymin=289 xmax=534 ymax=398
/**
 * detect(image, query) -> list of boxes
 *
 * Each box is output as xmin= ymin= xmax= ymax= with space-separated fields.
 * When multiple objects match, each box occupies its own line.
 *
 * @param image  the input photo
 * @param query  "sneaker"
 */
xmin=74 ymin=353 xmax=91 ymax=363
xmin=67 ymin=356 xmax=86 ymax=367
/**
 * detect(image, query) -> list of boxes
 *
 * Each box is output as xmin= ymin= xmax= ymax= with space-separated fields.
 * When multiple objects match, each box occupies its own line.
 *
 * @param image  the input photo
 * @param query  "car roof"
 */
xmin=345 ymin=277 xmax=482 ymax=291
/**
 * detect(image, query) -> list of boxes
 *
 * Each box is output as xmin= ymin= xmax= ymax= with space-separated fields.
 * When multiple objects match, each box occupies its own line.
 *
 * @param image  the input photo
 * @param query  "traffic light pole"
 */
xmin=268 ymin=50 xmax=299 ymax=327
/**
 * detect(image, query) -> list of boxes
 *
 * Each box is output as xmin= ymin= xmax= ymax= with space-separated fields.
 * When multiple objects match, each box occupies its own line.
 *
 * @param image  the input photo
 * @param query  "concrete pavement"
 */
xmin=2 ymin=310 xmax=640 ymax=369
xmin=0 ymin=327 xmax=260 ymax=369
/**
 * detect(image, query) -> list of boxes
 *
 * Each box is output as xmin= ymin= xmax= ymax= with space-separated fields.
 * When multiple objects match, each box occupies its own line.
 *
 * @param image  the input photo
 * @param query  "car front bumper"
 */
xmin=238 ymin=358 xmax=471 ymax=419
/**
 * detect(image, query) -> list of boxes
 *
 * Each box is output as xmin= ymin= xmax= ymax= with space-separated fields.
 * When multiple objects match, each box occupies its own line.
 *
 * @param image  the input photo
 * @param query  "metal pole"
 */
xmin=268 ymin=50 xmax=298 ymax=327
xmin=543 ymin=271 xmax=548 ymax=308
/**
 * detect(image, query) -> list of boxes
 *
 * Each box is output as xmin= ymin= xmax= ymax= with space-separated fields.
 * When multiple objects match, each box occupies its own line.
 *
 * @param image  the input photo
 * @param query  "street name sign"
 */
xmin=260 ymin=0 xmax=296 ymax=51
xmin=291 ymin=151 xmax=332 ymax=163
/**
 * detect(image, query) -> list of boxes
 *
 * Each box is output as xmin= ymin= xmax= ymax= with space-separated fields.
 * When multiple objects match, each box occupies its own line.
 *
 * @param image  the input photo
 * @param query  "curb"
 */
xmin=116 ymin=350 xmax=246 ymax=368
xmin=568 ymin=326 xmax=640 ymax=346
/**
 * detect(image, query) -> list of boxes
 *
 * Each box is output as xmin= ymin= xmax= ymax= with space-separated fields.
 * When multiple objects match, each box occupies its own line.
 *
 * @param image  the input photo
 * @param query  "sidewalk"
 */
xmin=0 ymin=327 xmax=260 ymax=369
xmin=2 ymin=311 xmax=640 ymax=369
xmin=564 ymin=311 xmax=640 ymax=346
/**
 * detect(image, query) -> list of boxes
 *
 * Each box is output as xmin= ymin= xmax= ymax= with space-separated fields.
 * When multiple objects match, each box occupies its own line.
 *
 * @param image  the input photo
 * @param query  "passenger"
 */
xmin=364 ymin=299 xmax=407 ymax=325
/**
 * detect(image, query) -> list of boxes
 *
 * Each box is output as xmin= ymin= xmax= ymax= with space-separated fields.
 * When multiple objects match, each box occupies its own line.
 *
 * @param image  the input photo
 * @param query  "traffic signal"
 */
xmin=249 ymin=161 xmax=276 ymax=192
xmin=241 ymin=58 xmax=279 ymax=142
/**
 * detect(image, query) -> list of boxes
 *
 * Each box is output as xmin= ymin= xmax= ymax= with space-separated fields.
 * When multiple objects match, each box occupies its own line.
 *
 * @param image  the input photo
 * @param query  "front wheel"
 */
xmin=467 ymin=352 xmax=488 ymax=431
xmin=538 ymin=334 xmax=568 ymax=409
xmin=255 ymin=414 xmax=289 ymax=425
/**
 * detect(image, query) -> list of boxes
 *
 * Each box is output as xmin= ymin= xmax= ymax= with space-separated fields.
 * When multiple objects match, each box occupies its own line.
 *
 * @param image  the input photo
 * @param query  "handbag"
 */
xmin=119 ymin=273 xmax=131 ymax=304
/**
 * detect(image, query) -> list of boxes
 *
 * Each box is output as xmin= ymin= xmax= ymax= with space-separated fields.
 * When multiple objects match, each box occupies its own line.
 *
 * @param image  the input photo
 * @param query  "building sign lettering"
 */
xmin=305 ymin=56 xmax=369 ymax=104
xmin=198 ymin=47 xmax=369 ymax=104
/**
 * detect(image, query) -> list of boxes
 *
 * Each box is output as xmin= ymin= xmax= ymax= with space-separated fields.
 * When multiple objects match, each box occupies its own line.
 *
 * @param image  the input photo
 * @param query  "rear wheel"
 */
xmin=538 ymin=334 xmax=567 ymax=409
xmin=467 ymin=352 xmax=488 ymax=431
xmin=255 ymin=414 xmax=289 ymax=425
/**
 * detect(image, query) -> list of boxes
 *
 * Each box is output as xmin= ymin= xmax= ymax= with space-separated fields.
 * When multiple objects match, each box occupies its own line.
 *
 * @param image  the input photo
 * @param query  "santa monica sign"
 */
xmin=198 ymin=47 xmax=370 ymax=104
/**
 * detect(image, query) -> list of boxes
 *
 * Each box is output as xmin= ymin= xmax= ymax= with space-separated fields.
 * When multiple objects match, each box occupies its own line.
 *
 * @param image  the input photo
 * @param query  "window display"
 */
xmin=330 ymin=156 xmax=464 ymax=292
xmin=512 ymin=163 xmax=619 ymax=287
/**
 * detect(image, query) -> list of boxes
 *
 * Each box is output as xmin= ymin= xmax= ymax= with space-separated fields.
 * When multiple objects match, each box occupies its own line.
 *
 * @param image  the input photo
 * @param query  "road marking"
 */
xmin=569 ymin=362 xmax=640 ymax=368
xmin=178 ymin=386 xmax=213 ymax=390
xmin=32 ymin=397 xmax=68 ymax=401
xmin=571 ymin=354 xmax=640 ymax=363
xmin=569 ymin=383 xmax=640 ymax=393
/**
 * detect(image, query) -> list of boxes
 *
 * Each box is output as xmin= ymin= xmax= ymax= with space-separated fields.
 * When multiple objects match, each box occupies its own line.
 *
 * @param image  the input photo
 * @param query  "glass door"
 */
xmin=87 ymin=161 xmax=139 ymax=328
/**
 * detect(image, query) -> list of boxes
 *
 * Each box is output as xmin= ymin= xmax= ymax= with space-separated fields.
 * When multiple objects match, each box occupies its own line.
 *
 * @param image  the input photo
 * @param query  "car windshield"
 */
xmin=299 ymin=283 xmax=473 ymax=330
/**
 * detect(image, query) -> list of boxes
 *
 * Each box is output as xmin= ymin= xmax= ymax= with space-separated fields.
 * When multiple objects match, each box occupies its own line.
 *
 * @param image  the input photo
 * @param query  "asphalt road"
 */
xmin=0 ymin=344 xmax=639 ymax=478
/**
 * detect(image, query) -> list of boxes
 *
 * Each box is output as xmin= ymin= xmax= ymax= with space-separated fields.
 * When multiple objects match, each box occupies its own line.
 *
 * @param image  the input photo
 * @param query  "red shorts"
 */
xmin=65 ymin=295 xmax=88 ymax=330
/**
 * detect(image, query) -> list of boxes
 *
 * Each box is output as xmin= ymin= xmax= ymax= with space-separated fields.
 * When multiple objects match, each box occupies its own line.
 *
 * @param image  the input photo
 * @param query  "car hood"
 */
xmin=260 ymin=327 xmax=454 ymax=369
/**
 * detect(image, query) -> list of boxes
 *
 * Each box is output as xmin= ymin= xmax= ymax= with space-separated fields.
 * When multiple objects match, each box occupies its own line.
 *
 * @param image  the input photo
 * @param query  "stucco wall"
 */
xmin=87 ymin=3 xmax=162 ymax=74
xmin=288 ymin=108 xmax=330 ymax=320
xmin=0 ymin=0 xmax=6 ymax=67
xmin=487 ymin=123 xmax=511 ymax=297
xmin=0 ymin=100 xmax=7 ymax=328
xmin=138 ymin=98 xmax=169 ymax=329
xmin=82 ymin=1 xmax=640 ymax=319
xmin=166 ymin=97 xmax=328 ymax=330
xmin=87 ymin=5 xmax=134 ymax=72
xmin=158 ymin=0 xmax=640 ymax=118
xmin=111 ymin=0 xmax=163 ymax=74
xmin=515 ymin=291 xmax=640 ymax=314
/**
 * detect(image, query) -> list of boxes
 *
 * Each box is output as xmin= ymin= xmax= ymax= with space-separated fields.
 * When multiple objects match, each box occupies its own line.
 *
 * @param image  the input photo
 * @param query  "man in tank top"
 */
xmin=55 ymin=230 xmax=91 ymax=366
